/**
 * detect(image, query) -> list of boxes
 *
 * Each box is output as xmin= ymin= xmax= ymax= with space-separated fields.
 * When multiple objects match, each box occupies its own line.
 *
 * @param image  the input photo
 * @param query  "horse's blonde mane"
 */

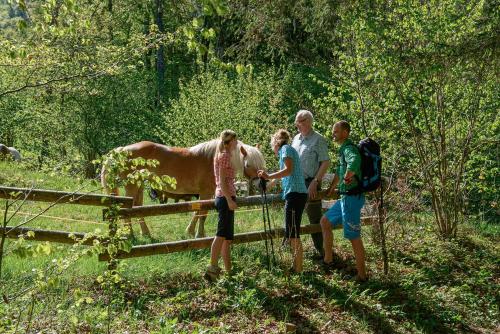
xmin=240 ymin=142 xmax=266 ymax=170
xmin=189 ymin=139 xmax=219 ymax=158
xmin=189 ymin=139 xmax=243 ymax=175
xmin=188 ymin=139 xmax=265 ymax=176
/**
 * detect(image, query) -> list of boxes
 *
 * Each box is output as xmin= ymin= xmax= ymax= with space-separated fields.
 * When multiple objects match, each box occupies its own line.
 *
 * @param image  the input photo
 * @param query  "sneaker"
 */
xmin=204 ymin=265 xmax=221 ymax=283
xmin=347 ymin=274 xmax=369 ymax=283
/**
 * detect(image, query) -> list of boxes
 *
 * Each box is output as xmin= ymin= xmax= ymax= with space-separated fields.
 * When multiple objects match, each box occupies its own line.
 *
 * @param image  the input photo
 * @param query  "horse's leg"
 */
xmin=186 ymin=213 xmax=198 ymax=237
xmin=196 ymin=210 xmax=208 ymax=238
xmin=195 ymin=194 xmax=212 ymax=238
xmin=135 ymin=187 xmax=151 ymax=236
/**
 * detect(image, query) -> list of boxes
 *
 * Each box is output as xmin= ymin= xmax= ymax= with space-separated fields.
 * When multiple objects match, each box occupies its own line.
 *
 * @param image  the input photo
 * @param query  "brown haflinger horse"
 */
xmin=101 ymin=139 xmax=266 ymax=237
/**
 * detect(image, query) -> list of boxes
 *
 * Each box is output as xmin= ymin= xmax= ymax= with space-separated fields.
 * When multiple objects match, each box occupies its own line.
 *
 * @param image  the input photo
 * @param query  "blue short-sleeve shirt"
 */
xmin=279 ymin=145 xmax=308 ymax=199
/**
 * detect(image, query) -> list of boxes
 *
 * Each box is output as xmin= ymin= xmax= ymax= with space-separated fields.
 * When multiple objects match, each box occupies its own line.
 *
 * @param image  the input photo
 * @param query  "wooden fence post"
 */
xmin=378 ymin=180 xmax=389 ymax=275
xmin=103 ymin=206 xmax=120 ymax=271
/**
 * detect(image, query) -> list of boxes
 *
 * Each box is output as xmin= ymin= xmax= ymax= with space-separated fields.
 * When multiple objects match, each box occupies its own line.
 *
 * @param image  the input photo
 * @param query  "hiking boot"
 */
xmin=319 ymin=260 xmax=335 ymax=273
xmin=204 ymin=265 xmax=221 ymax=283
xmin=315 ymin=256 xmax=347 ymax=270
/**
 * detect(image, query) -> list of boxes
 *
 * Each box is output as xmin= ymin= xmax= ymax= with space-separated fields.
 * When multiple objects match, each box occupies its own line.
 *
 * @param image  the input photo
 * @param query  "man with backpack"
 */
xmin=320 ymin=120 xmax=368 ymax=282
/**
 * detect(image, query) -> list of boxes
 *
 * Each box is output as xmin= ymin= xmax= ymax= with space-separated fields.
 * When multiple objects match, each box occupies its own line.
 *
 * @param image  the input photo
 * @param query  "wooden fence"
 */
xmin=0 ymin=186 xmax=133 ymax=207
xmin=0 ymin=225 xmax=93 ymax=245
xmin=0 ymin=186 xmax=132 ymax=247
xmin=98 ymin=217 xmax=376 ymax=261
xmin=0 ymin=186 xmax=377 ymax=261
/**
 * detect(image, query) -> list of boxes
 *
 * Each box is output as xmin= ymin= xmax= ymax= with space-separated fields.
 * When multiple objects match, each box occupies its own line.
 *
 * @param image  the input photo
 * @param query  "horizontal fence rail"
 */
xmin=0 ymin=186 xmax=134 ymax=207
xmin=0 ymin=184 xmax=380 ymax=262
xmin=98 ymin=216 xmax=376 ymax=261
xmin=114 ymin=190 xmax=336 ymax=219
xmin=0 ymin=226 xmax=96 ymax=246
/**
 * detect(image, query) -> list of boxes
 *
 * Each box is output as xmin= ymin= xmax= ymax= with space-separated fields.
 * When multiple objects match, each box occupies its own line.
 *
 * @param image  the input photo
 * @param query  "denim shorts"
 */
xmin=215 ymin=196 xmax=235 ymax=240
xmin=324 ymin=194 xmax=365 ymax=240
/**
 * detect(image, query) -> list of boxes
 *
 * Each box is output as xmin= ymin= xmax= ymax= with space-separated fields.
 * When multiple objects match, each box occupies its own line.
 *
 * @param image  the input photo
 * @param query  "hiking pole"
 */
xmin=262 ymin=179 xmax=277 ymax=266
xmin=259 ymin=178 xmax=271 ymax=270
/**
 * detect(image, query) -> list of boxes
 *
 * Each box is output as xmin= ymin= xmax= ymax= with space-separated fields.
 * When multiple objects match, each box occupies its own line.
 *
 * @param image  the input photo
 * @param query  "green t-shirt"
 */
xmin=336 ymin=139 xmax=361 ymax=193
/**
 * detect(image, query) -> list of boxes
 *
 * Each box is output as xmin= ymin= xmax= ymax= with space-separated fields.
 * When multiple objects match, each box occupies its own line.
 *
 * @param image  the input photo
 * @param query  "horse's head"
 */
xmin=237 ymin=142 xmax=266 ymax=181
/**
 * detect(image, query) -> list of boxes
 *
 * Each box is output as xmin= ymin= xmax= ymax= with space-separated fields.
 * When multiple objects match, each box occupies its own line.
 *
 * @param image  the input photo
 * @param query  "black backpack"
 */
xmin=342 ymin=138 xmax=381 ymax=194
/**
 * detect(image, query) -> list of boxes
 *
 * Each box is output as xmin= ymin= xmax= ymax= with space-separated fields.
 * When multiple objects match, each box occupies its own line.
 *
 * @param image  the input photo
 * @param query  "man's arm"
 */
xmin=315 ymin=160 xmax=330 ymax=182
xmin=327 ymin=174 xmax=340 ymax=197
xmin=343 ymin=146 xmax=361 ymax=185
xmin=308 ymin=160 xmax=330 ymax=199
xmin=309 ymin=134 xmax=331 ymax=199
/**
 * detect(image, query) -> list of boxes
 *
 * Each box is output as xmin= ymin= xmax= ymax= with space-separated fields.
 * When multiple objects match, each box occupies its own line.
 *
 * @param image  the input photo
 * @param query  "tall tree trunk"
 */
xmin=108 ymin=0 xmax=114 ymax=40
xmin=144 ymin=10 xmax=152 ymax=70
xmin=155 ymin=0 xmax=165 ymax=103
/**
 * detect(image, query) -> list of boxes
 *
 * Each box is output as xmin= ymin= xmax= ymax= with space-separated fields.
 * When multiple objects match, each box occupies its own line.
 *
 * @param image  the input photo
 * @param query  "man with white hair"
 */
xmin=292 ymin=109 xmax=330 ymax=259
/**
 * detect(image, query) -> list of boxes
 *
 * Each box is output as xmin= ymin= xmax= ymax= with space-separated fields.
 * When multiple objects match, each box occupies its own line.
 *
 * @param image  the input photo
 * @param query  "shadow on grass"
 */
xmin=239 ymin=244 xmax=459 ymax=334
xmin=393 ymin=234 xmax=498 ymax=286
xmin=302 ymin=274 xmax=401 ymax=334
xmin=387 ymin=234 xmax=499 ymax=333
xmin=359 ymin=278 xmax=457 ymax=334
xmin=117 ymin=237 xmax=493 ymax=333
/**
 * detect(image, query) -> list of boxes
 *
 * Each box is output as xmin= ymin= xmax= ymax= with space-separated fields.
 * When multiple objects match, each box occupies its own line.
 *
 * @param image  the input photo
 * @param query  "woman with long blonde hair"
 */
xmin=205 ymin=130 xmax=239 ymax=282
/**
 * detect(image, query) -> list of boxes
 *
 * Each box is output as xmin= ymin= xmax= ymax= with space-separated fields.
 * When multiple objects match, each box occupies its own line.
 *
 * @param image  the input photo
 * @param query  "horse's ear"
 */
xmin=240 ymin=145 xmax=248 ymax=157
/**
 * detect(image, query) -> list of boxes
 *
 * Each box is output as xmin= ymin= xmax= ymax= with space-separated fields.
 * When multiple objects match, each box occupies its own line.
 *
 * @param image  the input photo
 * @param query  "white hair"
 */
xmin=296 ymin=109 xmax=314 ymax=121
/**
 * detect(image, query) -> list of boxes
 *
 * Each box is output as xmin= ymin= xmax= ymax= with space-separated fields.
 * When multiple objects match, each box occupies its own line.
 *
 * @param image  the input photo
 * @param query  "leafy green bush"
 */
xmin=157 ymin=68 xmax=300 ymax=167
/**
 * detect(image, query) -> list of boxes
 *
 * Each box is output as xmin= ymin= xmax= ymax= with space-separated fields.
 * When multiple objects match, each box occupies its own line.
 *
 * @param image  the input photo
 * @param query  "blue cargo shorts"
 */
xmin=324 ymin=194 xmax=365 ymax=240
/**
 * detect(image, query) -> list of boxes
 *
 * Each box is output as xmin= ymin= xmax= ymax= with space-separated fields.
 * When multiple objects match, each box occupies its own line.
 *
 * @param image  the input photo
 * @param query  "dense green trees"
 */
xmin=319 ymin=0 xmax=499 ymax=234
xmin=0 ymin=0 xmax=498 ymax=232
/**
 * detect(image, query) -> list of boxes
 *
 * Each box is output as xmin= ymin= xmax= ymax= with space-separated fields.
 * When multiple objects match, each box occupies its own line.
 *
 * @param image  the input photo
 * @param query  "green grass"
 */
xmin=0 ymin=161 xmax=499 ymax=333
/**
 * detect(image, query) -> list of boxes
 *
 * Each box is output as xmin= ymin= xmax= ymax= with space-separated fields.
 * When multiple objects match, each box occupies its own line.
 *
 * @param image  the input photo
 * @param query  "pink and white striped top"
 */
xmin=214 ymin=151 xmax=236 ymax=197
